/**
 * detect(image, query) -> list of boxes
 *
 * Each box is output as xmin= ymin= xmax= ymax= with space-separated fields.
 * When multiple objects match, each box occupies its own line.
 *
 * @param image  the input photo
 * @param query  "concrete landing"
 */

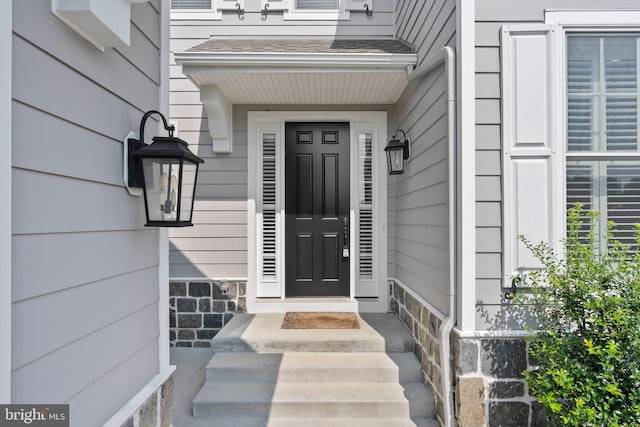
xmin=210 ymin=313 xmax=414 ymax=353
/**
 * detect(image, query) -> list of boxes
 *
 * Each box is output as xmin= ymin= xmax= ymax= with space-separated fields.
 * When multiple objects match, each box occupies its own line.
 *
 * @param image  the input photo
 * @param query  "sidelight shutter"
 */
xmin=256 ymin=124 xmax=283 ymax=297
xmin=501 ymin=25 xmax=562 ymax=283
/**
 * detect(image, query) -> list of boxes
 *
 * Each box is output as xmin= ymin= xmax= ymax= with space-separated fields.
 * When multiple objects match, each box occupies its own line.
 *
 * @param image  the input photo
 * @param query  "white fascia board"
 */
xmin=175 ymin=52 xmax=418 ymax=70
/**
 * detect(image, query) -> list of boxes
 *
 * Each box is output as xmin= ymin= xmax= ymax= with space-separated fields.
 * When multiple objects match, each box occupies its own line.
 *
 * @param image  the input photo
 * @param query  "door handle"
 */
xmin=342 ymin=216 xmax=349 ymax=258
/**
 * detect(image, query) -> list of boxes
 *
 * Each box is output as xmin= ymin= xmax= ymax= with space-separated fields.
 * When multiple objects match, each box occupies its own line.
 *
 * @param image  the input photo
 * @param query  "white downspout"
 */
xmin=407 ymin=46 xmax=456 ymax=427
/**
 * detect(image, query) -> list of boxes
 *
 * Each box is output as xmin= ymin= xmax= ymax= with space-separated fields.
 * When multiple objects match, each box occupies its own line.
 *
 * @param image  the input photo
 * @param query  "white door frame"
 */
xmin=247 ymin=111 xmax=388 ymax=313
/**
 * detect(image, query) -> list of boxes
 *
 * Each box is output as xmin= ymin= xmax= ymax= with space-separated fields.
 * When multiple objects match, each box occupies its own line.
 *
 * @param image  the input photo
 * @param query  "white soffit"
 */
xmin=174 ymin=40 xmax=417 ymax=104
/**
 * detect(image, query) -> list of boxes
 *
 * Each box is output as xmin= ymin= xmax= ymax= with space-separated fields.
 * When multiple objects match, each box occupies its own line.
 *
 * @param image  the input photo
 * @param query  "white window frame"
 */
xmin=261 ymin=0 xmax=371 ymax=20
xmin=247 ymin=111 xmax=388 ymax=313
xmin=170 ymin=0 xmax=245 ymax=20
xmin=547 ymin=10 xmax=640 ymax=245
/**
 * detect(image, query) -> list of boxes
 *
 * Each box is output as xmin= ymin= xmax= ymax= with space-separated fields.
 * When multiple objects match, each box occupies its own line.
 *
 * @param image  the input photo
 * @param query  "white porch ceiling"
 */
xmin=174 ymin=39 xmax=418 ymax=105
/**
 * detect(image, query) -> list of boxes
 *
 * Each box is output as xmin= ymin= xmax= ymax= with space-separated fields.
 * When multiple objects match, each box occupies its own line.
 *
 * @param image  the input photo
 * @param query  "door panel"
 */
xmin=285 ymin=122 xmax=350 ymax=297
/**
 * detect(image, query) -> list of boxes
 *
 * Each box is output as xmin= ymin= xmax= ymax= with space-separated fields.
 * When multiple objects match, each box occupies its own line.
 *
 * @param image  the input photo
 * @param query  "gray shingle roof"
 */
xmin=186 ymin=39 xmax=413 ymax=54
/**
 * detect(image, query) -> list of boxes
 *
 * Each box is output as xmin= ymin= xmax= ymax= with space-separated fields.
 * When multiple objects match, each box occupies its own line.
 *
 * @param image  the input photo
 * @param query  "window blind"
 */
xmin=567 ymin=35 xmax=640 ymax=250
xmin=261 ymin=134 xmax=277 ymax=279
xmin=295 ymin=0 xmax=338 ymax=9
xmin=171 ymin=0 xmax=211 ymax=8
xmin=358 ymin=133 xmax=373 ymax=279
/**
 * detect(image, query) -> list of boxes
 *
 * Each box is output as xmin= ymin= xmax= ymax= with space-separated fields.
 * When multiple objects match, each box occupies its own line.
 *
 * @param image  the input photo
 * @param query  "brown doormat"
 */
xmin=281 ymin=312 xmax=359 ymax=329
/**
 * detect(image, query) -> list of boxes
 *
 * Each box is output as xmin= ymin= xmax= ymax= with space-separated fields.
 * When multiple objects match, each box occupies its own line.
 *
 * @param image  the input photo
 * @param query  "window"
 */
xmin=170 ymin=0 xmax=244 ymax=19
xmin=295 ymin=0 xmax=338 ymax=9
xmin=171 ymin=0 xmax=211 ymax=8
xmin=566 ymin=34 xmax=640 ymax=249
xmin=501 ymin=15 xmax=640 ymax=279
xmin=261 ymin=0 xmax=370 ymax=20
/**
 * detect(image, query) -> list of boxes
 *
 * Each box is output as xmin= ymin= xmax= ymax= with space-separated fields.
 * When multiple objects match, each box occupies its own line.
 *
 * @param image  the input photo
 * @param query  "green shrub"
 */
xmin=519 ymin=206 xmax=640 ymax=426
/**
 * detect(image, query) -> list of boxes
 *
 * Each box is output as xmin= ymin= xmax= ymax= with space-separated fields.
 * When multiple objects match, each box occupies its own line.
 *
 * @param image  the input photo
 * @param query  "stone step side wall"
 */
xmin=389 ymin=280 xmax=446 ymax=427
xmin=169 ymin=280 xmax=245 ymax=348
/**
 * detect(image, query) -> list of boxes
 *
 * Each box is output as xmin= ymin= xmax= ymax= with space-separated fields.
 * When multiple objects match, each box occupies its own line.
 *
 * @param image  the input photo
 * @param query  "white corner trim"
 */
xmin=200 ymin=86 xmax=233 ymax=153
xmin=0 ymin=0 xmax=11 ymax=403
xmin=158 ymin=0 xmax=171 ymax=372
xmin=456 ymin=0 xmax=476 ymax=334
xmin=102 ymin=365 xmax=176 ymax=427
xmin=51 ymin=0 xmax=145 ymax=51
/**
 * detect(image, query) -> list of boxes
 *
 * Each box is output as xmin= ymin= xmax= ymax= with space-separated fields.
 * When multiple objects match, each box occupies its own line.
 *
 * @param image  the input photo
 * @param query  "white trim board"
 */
xmin=158 ymin=0 xmax=171 ymax=372
xmin=0 ymin=0 xmax=11 ymax=403
xmin=247 ymin=111 xmax=388 ymax=314
xmin=456 ymin=0 xmax=476 ymax=332
xmin=545 ymin=9 xmax=640 ymax=26
xmin=102 ymin=365 xmax=176 ymax=427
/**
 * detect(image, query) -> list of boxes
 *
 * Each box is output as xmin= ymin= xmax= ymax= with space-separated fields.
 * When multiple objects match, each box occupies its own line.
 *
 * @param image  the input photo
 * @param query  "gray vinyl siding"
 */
xmin=390 ymin=0 xmax=455 ymax=315
xmin=473 ymin=0 xmax=640 ymax=329
xmin=170 ymin=4 xmax=395 ymax=280
xmin=12 ymin=1 xmax=162 ymax=425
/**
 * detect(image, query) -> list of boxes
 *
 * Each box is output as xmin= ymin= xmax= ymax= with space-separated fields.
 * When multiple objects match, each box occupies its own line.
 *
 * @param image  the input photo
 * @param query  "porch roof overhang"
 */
xmin=174 ymin=39 xmax=418 ymax=105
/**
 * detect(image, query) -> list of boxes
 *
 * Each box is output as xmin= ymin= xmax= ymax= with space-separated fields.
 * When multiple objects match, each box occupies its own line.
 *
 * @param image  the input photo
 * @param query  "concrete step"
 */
xmin=205 ymin=352 xmax=423 ymax=383
xmin=192 ymin=381 xmax=434 ymax=419
xmin=195 ymin=416 xmax=441 ymax=427
xmin=211 ymin=313 xmax=413 ymax=353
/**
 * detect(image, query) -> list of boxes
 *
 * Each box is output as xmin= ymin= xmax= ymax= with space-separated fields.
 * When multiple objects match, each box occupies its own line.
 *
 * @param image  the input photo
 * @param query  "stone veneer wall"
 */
xmin=169 ymin=280 xmax=245 ymax=347
xmin=389 ymin=280 xmax=446 ymax=427
xmin=120 ymin=373 xmax=174 ymax=427
xmin=452 ymin=333 xmax=547 ymax=427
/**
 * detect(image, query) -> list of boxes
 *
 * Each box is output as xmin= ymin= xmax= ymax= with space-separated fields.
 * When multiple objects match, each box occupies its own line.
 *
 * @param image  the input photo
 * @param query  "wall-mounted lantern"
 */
xmin=384 ymin=129 xmax=410 ymax=175
xmin=127 ymin=110 xmax=204 ymax=227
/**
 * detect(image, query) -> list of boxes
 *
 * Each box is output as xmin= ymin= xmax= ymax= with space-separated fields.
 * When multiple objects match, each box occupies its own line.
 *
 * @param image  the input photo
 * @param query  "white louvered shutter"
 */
xmin=501 ymin=25 xmax=562 ymax=283
xmin=358 ymin=132 xmax=373 ymax=280
xmin=261 ymin=133 xmax=277 ymax=280
xmin=257 ymin=126 xmax=283 ymax=298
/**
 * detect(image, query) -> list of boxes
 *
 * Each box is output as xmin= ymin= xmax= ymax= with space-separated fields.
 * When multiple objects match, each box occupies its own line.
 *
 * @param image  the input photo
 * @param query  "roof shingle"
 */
xmin=186 ymin=39 xmax=414 ymax=54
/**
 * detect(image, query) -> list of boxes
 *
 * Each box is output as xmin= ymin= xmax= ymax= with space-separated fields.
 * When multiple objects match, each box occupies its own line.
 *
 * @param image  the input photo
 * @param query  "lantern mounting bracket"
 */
xmin=127 ymin=110 xmax=176 ymax=190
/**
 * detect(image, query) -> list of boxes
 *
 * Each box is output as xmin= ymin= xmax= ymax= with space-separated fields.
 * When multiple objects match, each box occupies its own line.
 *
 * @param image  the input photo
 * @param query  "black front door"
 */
xmin=285 ymin=122 xmax=350 ymax=297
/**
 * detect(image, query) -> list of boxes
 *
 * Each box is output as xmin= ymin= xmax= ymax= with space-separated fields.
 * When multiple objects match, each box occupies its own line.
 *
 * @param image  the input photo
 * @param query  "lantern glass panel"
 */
xmin=180 ymin=162 xmax=198 ymax=222
xmin=142 ymin=158 xmax=181 ymax=223
xmin=386 ymin=149 xmax=404 ymax=174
